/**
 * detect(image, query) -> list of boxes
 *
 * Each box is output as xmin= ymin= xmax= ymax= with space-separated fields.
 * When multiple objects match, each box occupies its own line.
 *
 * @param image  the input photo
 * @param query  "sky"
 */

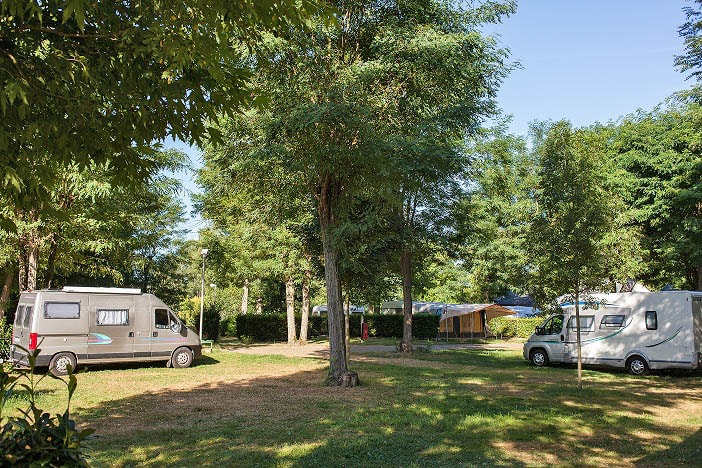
xmin=169 ymin=0 xmax=695 ymax=238
xmin=487 ymin=0 xmax=692 ymax=135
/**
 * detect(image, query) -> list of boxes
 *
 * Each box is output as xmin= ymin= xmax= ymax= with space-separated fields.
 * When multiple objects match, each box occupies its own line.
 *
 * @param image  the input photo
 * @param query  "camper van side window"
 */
xmin=14 ymin=305 xmax=24 ymax=327
xmin=567 ymin=315 xmax=595 ymax=331
xmin=155 ymin=308 xmax=170 ymax=329
xmin=97 ymin=309 xmax=129 ymax=326
xmin=23 ymin=306 xmax=33 ymax=328
xmin=45 ymin=302 xmax=80 ymax=319
xmin=600 ymin=315 xmax=625 ymax=328
xmin=645 ymin=311 xmax=657 ymax=330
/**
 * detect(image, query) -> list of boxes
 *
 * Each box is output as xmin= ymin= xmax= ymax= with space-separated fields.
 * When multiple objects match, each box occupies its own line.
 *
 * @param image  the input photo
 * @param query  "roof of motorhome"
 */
xmin=61 ymin=286 xmax=142 ymax=295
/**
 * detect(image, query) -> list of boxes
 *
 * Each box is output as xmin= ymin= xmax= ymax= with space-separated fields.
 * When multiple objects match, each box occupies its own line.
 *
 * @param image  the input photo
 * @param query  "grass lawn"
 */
xmin=3 ymin=346 xmax=701 ymax=467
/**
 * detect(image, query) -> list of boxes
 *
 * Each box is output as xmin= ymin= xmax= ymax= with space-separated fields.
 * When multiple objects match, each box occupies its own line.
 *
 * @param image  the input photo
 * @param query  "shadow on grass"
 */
xmin=76 ymin=349 xmax=701 ymax=467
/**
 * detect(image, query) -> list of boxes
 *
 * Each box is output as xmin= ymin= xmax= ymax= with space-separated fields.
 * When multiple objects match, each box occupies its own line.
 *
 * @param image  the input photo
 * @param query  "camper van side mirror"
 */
xmin=535 ymin=326 xmax=544 ymax=336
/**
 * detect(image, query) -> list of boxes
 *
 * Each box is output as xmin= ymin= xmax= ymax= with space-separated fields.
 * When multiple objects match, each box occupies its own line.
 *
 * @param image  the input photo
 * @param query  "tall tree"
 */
xmin=452 ymin=124 xmax=534 ymax=303
xmin=529 ymin=121 xmax=637 ymax=389
xmin=203 ymin=0 xmax=515 ymax=385
xmin=613 ymin=102 xmax=702 ymax=290
xmin=675 ymin=0 xmax=702 ymax=81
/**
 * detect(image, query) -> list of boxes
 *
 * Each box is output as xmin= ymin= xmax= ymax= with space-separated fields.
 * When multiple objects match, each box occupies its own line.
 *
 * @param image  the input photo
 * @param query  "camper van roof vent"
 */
xmin=62 ymin=286 xmax=142 ymax=295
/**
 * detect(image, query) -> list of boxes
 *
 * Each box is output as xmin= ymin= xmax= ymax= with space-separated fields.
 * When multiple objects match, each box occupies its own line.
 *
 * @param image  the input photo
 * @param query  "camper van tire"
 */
xmin=171 ymin=347 xmax=194 ymax=369
xmin=530 ymin=348 xmax=549 ymax=367
xmin=625 ymin=355 xmax=649 ymax=376
xmin=49 ymin=352 xmax=77 ymax=376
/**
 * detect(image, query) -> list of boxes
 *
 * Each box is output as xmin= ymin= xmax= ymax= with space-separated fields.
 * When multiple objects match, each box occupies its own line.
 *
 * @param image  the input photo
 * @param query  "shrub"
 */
xmin=1 ymin=348 xmax=93 ymax=466
xmin=489 ymin=316 xmax=543 ymax=338
xmin=177 ymin=298 xmax=220 ymax=341
xmin=0 ymin=317 xmax=10 ymax=362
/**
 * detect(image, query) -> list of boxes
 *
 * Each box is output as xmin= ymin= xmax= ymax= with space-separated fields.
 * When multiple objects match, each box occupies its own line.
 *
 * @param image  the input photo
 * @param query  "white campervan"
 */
xmin=11 ymin=287 xmax=202 ymax=375
xmin=523 ymin=291 xmax=702 ymax=375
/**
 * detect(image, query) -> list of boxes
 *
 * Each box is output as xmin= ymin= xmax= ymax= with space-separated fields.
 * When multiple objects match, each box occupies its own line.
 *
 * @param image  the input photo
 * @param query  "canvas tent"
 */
xmin=439 ymin=303 xmax=515 ymax=338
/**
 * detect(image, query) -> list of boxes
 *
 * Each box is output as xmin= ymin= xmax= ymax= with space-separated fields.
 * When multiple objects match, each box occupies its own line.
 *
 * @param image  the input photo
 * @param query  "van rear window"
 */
xmin=14 ymin=305 xmax=24 ymax=326
xmin=45 ymin=302 xmax=80 ymax=319
xmin=23 ymin=306 xmax=33 ymax=328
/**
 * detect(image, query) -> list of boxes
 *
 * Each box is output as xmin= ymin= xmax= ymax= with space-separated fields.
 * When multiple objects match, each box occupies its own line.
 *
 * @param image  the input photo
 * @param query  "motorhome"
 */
xmin=523 ymin=291 xmax=702 ymax=375
xmin=11 ymin=287 xmax=202 ymax=375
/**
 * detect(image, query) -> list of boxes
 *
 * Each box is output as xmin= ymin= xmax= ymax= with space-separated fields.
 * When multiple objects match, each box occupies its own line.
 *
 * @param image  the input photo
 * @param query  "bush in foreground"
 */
xmin=1 ymin=348 xmax=93 ymax=466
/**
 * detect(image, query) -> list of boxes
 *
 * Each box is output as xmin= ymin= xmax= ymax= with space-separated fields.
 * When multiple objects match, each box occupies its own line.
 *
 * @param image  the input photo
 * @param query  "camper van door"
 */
xmin=87 ymin=294 xmax=136 ymax=361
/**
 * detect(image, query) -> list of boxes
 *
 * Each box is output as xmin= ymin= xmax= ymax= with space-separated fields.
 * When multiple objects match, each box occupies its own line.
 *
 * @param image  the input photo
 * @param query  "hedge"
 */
xmin=235 ymin=313 xmax=441 ymax=341
xmin=488 ymin=316 xmax=543 ymax=339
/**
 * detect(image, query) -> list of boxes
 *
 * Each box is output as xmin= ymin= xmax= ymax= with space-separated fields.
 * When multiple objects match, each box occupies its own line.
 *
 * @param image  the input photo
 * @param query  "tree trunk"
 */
xmin=26 ymin=241 xmax=39 ymax=292
xmin=398 ymin=246 xmax=413 ymax=352
xmin=256 ymin=297 xmax=263 ymax=314
xmin=575 ymin=286 xmax=583 ymax=390
xmin=319 ymin=174 xmax=357 ymax=387
xmin=0 ymin=270 xmax=14 ymax=320
xmin=44 ymin=233 xmax=59 ymax=289
xmin=285 ymin=276 xmax=296 ymax=346
xmin=241 ymin=279 xmax=249 ymax=314
xmin=299 ymin=268 xmax=311 ymax=345
xmin=344 ymin=291 xmax=350 ymax=367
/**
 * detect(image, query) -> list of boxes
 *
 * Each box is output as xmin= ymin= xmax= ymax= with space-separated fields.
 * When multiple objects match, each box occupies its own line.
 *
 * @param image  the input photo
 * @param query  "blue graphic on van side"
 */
xmin=88 ymin=333 xmax=112 ymax=345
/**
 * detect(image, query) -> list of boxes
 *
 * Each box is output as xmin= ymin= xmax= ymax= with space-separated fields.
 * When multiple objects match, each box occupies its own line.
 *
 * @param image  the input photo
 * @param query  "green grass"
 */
xmin=3 ymin=347 xmax=702 ymax=467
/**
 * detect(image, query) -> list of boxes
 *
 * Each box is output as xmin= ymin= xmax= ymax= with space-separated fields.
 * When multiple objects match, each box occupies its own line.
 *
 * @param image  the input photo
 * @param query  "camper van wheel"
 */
xmin=171 ymin=347 xmax=193 ymax=369
xmin=626 ymin=356 xmax=649 ymax=376
xmin=49 ymin=353 xmax=77 ymax=376
xmin=530 ymin=349 xmax=549 ymax=367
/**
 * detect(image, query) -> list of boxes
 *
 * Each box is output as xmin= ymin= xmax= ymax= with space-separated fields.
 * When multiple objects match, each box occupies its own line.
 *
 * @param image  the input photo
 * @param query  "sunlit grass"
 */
xmin=3 ymin=346 xmax=701 ymax=466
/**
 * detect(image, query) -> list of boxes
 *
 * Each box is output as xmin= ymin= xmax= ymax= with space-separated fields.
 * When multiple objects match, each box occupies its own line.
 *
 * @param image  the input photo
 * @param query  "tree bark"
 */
xmin=241 ymin=279 xmax=249 ymax=314
xmin=344 ymin=290 xmax=350 ymax=367
xmin=299 ymin=267 xmax=311 ymax=345
xmin=285 ymin=276 xmax=296 ymax=345
xmin=575 ymin=285 xmax=583 ymax=390
xmin=26 ymin=240 xmax=39 ymax=292
xmin=398 ymin=246 xmax=413 ymax=352
xmin=44 ymin=233 xmax=59 ymax=289
xmin=318 ymin=174 xmax=357 ymax=387
xmin=0 ymin=270 xmax=14 ymax=320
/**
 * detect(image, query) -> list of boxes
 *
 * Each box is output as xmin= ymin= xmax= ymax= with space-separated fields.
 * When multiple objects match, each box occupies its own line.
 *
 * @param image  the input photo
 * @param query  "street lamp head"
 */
xmin=201 ymin=248 xmax=209 ymax=256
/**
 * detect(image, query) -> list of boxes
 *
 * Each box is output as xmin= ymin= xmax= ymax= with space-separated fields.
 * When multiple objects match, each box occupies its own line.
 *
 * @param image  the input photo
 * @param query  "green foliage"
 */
xmin=0 ymin=348 xmax=93 ymax=466
xmin=528 ymin=121 xmax=638 ymax=304
xmin=177 ymin=298 xmax=220 ymax=341
xmin=613 ymin=102 xmax=702 ymax=290
xmin=0 ymin=0 xmax=324 ymax=207
xmin=0 ymin=317 xmax=10 ymax=361
xmin=675 ymin=0 xmax=702 ymax=81
xmin=488 ymin=317 xmax=544 ymax=339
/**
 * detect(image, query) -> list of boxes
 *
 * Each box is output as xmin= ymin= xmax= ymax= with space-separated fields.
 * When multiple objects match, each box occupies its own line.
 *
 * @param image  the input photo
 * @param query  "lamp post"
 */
xmin=199 ymin=248 xmax=209 ymax=341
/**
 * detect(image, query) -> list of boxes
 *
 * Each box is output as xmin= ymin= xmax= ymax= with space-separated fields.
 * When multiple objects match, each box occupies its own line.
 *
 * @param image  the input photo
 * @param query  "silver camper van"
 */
xmin=11 ymin=286 xmax=202 ymax=375
xmin=523 ymin=291 xmax=702 ymax=375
